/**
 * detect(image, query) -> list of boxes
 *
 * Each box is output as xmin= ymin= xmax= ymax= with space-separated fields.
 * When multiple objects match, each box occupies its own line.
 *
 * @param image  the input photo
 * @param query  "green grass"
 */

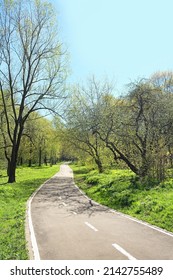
xmin=0 ymin=164 xmax=60 ymax=260
xmin=71 ymin=164 xmax=173 ymax=233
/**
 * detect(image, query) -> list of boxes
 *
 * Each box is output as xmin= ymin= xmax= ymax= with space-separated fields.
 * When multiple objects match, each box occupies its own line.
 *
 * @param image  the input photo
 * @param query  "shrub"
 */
xmin=129 ymin=176 xmax=159 ymax=190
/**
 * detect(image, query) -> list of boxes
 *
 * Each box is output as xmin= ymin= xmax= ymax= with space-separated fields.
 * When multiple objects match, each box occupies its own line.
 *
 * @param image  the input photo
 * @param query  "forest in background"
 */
xmin=1 ymin=72 xmax=173 ymax=185
xmin=1 ymin=0 xmax=173 ymax=260
xmin=0 ymin=0 xmax=173 ymax=186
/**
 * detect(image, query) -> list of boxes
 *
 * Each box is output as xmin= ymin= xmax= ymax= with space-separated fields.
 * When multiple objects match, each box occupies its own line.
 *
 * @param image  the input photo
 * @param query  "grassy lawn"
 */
xmin=0 ymin=164 xmax=60 ymax=260
xmin=71 ymin=164 xmax=173 ymax=233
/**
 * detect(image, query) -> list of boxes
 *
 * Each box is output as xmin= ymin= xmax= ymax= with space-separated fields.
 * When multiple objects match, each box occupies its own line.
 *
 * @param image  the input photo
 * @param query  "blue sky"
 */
xmin=50 ymin=0 xmax=173 ymax=92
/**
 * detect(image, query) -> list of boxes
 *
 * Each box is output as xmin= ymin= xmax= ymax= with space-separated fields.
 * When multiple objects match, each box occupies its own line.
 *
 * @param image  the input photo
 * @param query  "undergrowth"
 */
xmin=71 ymin=164 xmax=173 ymax=233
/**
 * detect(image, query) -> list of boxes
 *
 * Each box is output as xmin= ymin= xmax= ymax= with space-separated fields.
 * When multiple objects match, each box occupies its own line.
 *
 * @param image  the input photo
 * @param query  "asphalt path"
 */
xmin=29 ymin=164 xmax=173 ymax=260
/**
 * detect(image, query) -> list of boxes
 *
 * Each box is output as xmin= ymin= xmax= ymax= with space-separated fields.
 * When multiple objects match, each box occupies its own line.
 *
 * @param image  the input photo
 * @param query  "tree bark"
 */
xmin=8 ymin=163 xmax=16 ymax=183
xmin=7 ymin=123 xmax=24 ymax=183
xmin=8 ymin=146 xmax=18 ymax=183
xmin=28 ymin=159 xmax=32 ymax=167
xmin=95 ymin=158 xmax=103 ymax=173
xmin=105 ymin=140 xmax=139 ymax=175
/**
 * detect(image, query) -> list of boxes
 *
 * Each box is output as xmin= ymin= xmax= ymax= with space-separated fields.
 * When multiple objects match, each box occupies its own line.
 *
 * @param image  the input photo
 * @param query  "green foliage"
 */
xmin=72 ymin=164 xmax=92 ymax=175
xmin=128 ymin=176 xmax=159 ymax=190
xmin=71 ymin=164 xmax=134 ymax=207
xmin=18 ymin=113 xmax=60 ymax=167
xmin=72 ymin=164 xmax=173 ymax=233
xmin=0 ymin=165 xmax=59 ymax=259
xmin=65 ymin=75 xmax=173 ymax=182
xmin=0 ymin=0 xmax=66 ymax=182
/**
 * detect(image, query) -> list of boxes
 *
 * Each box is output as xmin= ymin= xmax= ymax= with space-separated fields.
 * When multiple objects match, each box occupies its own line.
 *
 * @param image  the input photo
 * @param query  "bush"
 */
xmin=133 ymin=195 xmax=164 ymax=215
xmin=129 ymin=176 xmax=159 ymax=190
xmin=118 ymin=190 xmax=134 ymax=207
xmin=109 ymin=190 xmax=133 ymax=208
xmin=86 ymin=175 xmax=100 ymax=185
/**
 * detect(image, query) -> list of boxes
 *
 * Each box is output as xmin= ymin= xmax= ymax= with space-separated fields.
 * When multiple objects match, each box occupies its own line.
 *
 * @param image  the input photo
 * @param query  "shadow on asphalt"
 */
xmin=36 ymin=176 xmax=109 ymax=217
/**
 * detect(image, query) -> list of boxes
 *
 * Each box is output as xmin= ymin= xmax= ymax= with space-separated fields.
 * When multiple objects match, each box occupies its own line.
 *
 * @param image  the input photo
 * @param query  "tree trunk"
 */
xmin=8 ymin=151 xmax=17 ymax=183
xmin=7 ymin=125 xmax=24 ymax=183
xmin=7 ymin=159 xmax=10 ymax=177
xmin=138 ymin=156 xmax=149 ymax=178
xmin=8 ymin=163 xmax=16 ymax=183
xmin=28 ymin=159 xmax=32 ymax=167
xmin=29 ymin=144 xmax=32 ymax=167
xmin=106 ymin=141 xmax=139 ymax=175
xmin=95 ymin=158 xmax=103 ymax=173
xmin=44 ymin=155 xmax=47 ymax=166
xmin=39 ymin=147 xmax=42 ymax=166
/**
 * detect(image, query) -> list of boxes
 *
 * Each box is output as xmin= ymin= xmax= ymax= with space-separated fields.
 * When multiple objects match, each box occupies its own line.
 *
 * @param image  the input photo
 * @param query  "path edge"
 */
xmin=74 ymin=182 xmax=173 ymax=238
xmin=25 ymin=164 xmax=70 ymax=260
xmin=25 ymin=164 xmax=173 ymax=260
xmin=25 ymin=176 xmax=57 ymax=260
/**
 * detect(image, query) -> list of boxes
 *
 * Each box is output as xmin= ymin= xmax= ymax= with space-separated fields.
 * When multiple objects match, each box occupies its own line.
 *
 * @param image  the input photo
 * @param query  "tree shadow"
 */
xmin=34 ymin=175 xmax=110 ymax=217
xmin=0 ymin=175 xmax=8 ymax=185
xmin=0 ymin=182 xmax=8 ymax=186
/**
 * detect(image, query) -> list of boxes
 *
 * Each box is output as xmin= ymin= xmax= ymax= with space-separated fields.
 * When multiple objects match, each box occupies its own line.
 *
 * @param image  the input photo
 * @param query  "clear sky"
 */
xmin=50 ymin=0 xmax=173 ymax=93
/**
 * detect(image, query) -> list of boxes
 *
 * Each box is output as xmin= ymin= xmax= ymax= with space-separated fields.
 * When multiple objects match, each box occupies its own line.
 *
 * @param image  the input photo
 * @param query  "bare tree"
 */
xmin=0 ymin=0 xmax=67 ymax=182
xmin=150 ymin=71 xmax=173 ymax=94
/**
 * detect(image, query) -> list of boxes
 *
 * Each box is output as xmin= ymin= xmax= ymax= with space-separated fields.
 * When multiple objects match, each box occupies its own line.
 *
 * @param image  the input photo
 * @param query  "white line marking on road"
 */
xmin=27 ymin=174 xmax=60 ymax=260
xmin=110 ymin=210 xmax=173 ymax=238
xmin=26 ymin=166 xmax=70 ymax=260
xmin=74 ymin=184 xmax=89 ymax=200
xmin=85 ymin=222 xmax=98 ymax=232
xmin=112 ymin=243 xmax=137 ymax=260
xmin=27 ymin=181 xmax=49 ymax=260
xmin=72 ymin=166 xmax=173 ymax=238
xmin=28 ymin=197 xmax=40 ymax=260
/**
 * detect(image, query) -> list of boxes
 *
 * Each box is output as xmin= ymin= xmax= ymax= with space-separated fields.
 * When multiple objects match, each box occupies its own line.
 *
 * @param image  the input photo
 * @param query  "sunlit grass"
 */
xmin=0 ymin=164 xmax=60 ymax=260
xmin=71 ymin=163 xmax=173 ymax=233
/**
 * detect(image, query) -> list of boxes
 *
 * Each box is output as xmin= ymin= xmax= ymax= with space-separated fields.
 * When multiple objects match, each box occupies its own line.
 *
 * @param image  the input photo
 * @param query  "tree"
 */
xmin=125 ymin=81 xmax=163 ymax=179
xmin=92 ymin=92 xmax=141 ymax=175
xmin=150 ymin=71 xmax=173 ymax=170
xmin=150 ymin=71 xmax=173 ymax=94
xmin=0 ymin=0 xmax=67 ymax=182
xmin=18 ymin=114 xmax=60 ymax=166
xmin=64 ymin=78 xmax=112 ymax=172
xmin=62 ymin=75 xmax=173 ymax=182
xmin=94 ymin=79 xmax=172 ymax=181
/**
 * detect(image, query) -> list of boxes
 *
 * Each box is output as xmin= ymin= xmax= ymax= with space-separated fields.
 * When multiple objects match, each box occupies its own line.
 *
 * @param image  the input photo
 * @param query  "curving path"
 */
xmin=28 ymin=164 xmax=173 ymax=260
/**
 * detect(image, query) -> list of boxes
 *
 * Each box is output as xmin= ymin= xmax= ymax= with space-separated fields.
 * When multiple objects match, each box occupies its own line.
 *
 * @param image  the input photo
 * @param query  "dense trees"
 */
xmin=0 ymin=0 xmax=66 ymax=182
xmin=64 ymin=80 xmax=109 ymax=172
xmin=63 ymin=75 xmax=173 ymax=182
xmin=18 ymin=114 xmax=60 ymax=167
xmin=0 ymin=2 xmax=172 ymax=184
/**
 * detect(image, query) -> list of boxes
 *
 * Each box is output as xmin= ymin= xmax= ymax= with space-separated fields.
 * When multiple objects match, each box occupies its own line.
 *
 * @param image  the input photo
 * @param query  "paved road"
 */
xmin=30 ymin=164 xmax=173 ymax=260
